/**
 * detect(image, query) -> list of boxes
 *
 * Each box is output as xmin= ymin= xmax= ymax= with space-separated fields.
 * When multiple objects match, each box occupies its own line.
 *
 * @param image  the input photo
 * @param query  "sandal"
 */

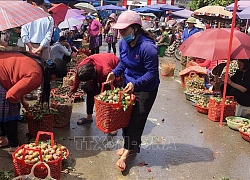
xmin=77 ymin=117 xmax=93 ymax=125
xmin=0 ymin=136 xmax=9 ymax=148
xmin=116 ymin=158 xmax=126 ymax=171
xmin=8 ymin=146 xmax=19 ymax=155
xmin=116 ymin=148 xmax=137 ymax=156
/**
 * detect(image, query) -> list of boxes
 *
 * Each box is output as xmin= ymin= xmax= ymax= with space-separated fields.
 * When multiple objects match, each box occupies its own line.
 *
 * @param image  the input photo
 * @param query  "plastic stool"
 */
xmin=235 ymin=104 xmax=250 ymax=117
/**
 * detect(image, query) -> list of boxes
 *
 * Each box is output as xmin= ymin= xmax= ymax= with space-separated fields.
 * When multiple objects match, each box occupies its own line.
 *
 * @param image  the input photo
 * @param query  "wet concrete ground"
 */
xmin=0 ymin=46 xmax=250 ymax=180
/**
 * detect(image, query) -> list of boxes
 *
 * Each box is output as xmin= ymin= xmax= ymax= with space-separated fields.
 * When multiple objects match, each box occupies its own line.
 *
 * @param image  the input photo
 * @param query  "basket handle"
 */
xmin=35 ymin=131 xmax=55 ymax=146
xmin=28 ymin=162 xmax=56 ymax=180
xmin=100 ymin=82 xmax=114 ymax=93
xmin=116 ymin=90 xmax=136 ymax=108
xmin=225 ymin=96 xmax=235 ymax=102
xmin=21 ymin=147 xmax=44 ymax=162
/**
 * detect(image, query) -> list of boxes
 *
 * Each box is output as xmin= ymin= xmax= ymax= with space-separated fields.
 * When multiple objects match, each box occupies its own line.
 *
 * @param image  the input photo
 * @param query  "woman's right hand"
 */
xmin=21 ymin=99 xmax=29 ymax=111
xmin=106 ymin=72 xmax=115 ymax=85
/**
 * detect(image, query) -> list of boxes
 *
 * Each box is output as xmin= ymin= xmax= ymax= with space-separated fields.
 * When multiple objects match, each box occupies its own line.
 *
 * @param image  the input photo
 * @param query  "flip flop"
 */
xmin=77 ymin=117 xmax=93 ymax=125
xmin=108 ymin=130 xmax=118 ymax=136
xmin=116 ymin=148 xmax=137 ymax=157
xmin=116 ymin=148 xmax=124 ymax=156
xmin=8 ymin=146 xmax=19 ymax=155
xmin=0 ymin=136 xmax=9 ymax=148
xmin=116 ymin=158 xmax=126 ymax=171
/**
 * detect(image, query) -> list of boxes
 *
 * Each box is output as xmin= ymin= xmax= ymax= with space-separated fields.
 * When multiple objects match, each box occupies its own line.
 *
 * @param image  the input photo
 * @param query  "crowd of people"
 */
xmin=1 ymin=0 xmax=250 ymax=174
xmin=0 ymin=0 xmax=160 ymax=172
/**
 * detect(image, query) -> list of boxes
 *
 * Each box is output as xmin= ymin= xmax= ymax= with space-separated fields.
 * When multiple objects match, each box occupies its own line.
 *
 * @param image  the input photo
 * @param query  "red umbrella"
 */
xmin=0 ymin=1 xmax=49 ymax=31
xmin=49 ymin=4 xmax=82 ymax=24
xmin=48 ymin=3 xmax=69 ymax=24
xmin=179 ymin=28 xmax=250 ymax=60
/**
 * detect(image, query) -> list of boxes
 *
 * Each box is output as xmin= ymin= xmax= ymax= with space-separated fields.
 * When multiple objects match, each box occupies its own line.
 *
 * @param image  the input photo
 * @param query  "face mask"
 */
xmin=123 ymin=33 xmax=135 ymax=43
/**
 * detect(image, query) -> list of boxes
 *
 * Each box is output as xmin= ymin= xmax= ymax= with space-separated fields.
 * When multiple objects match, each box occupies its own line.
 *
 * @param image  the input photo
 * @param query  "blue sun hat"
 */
xmin=86 ymin=15 xmax=94 ymax=20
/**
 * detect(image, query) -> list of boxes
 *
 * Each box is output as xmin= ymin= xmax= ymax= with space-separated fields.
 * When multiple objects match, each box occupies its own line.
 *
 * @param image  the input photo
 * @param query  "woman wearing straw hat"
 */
xmin=106 ymin=10 xmax=160 ymax=172
xmin=181 ymin=17 xmax=199 ymax=70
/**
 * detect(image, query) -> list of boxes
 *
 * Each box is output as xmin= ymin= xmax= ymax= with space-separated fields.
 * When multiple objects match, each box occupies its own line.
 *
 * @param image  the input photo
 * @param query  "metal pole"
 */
xmin=245 ymin=19 xmax=249 ymax=34
xmin=219 ymin=0 xmax=238 ymax=126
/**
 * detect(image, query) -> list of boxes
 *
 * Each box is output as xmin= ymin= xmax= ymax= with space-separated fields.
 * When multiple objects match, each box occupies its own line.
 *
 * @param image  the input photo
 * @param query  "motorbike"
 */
xmin=166 ymin=33 xmax=182 ymax=61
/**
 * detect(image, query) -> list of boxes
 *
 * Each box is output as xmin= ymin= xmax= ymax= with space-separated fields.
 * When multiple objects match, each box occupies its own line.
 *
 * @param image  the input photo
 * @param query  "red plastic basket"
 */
xmin=27 ymin=114 xmax=54 ymax=139
xmin=94 ymin=83 xmax=136 ymax=133
xmin=12 ymin=132 xmax=65 ymax=180
xmin=12 ymin=162 xmax=56 ymax=180
xmin=195 ymin=105 xmax=209 ymax=115
xmin=239 ymin=130 xmax=250 ymax=142
xmin=208 ymin=96 xmax=236 ymax=122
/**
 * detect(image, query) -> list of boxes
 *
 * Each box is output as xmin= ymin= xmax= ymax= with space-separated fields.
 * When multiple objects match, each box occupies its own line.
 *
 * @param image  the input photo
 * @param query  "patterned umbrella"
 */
xmin=194 ymin=6 xmax=232 ymax=21
xmin=74 ymin=3 xmax=96 ymax=13
xmin=0 ymin=1 xmax=49 ymax=31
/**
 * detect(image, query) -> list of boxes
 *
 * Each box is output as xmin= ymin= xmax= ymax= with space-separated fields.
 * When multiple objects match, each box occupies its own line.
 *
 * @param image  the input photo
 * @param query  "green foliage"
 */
xmin=188 ymin=0 xmax=234 ymax=11
xmin=0 ymin=170 xmax=14 ymax=180
xmin=51 ymin=96 xmax=68 ymax=104
xmin=24 ymin=102 xmax=58 ymax=121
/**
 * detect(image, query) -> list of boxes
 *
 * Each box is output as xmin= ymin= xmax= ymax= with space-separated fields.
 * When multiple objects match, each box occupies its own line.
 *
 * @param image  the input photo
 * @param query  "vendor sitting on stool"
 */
xmin=156 ymin=26 xmax=170 ymax=47
xmin=217 ymin=59 xmax=250 ymax=107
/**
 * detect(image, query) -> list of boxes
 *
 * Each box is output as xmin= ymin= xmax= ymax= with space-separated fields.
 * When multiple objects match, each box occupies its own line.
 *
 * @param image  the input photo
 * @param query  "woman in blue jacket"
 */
xmin=106 ymin=10 xmax=160 ymax=171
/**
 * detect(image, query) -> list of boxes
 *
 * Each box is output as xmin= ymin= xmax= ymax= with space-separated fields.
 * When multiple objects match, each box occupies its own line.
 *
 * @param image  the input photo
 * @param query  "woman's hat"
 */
xmin=109 ymin=13 xmax=117 ymax=21
xmin=112 ymin=10 xmax=142 ymax=29
xmin=211 ymin=62 xmax=226 ymax=76
xmin=86 ymin=15 xmax=94 ymax=20
xmin=186 ymin=17 xmax=197 ymax=24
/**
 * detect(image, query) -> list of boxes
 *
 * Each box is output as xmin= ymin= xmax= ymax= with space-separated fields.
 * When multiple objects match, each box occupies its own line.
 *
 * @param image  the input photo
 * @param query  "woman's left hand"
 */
xmin=227 ymin=77 xmax=232 ymax=85
xmin=124 ymin=82 xmax=134 ymax=94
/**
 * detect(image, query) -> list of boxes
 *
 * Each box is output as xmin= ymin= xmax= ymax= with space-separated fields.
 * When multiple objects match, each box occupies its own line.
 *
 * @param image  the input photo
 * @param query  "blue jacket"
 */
xmin=182 ymin=27 xmax=199 ymax=42
xmin=113 ymin=35 xmax=160 ymax=92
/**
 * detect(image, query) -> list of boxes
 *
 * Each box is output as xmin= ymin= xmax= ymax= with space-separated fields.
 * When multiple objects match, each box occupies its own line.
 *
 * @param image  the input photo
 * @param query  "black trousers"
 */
xmin=123 ymin=87 xmax=158 ymax=152
xmin=0 ymin=120 xmax=19 ymax=147
xmin=90 ymin=47 xmax=99 ymax=55
xmin=229 ymin=88 xmax=250 ymax=106
xmin=83 ymin=83 xmax=101 ymax=115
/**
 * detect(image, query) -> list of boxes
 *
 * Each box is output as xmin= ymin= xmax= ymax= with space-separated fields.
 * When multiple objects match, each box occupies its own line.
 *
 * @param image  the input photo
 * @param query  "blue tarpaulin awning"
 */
xmin=132 ymin=7 xmax=163 ymax=13
xmin=95 ymin=4 xmax=127 ymax=11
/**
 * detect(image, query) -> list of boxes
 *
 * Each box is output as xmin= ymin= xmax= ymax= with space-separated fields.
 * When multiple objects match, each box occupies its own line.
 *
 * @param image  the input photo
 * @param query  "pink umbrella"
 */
xmin=0 ymin=1 xmax=49 ymax=31
xmin=179 ymin=28 xmax=250 ymax=60
xmin=65 ymin=9 xmax=84 ymax=19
